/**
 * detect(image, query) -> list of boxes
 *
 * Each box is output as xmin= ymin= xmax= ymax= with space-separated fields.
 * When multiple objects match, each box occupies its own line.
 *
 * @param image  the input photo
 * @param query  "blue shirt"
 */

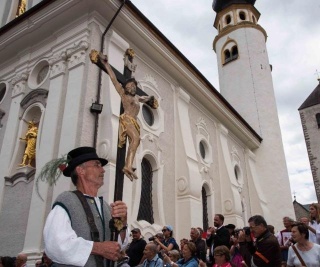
xmin=143 ymin=254 xmax=163 ymax=267
xmin=176 ymin=257 xmax=198 ymax=267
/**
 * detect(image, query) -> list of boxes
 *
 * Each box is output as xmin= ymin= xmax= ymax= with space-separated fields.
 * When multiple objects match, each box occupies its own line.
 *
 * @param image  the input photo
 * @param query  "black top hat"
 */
xmin=63 ymin=147 xmax=108 ymax=177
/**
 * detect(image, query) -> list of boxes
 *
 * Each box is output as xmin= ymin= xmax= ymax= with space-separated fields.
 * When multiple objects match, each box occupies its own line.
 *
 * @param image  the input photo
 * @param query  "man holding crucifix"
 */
xmin=90 ymin=50 xmax=158 ymax=181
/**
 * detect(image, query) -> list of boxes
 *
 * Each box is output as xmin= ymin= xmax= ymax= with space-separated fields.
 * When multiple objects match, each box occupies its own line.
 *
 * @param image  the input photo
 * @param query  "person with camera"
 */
xmin=126 ymin=228 xmax=147 ymax=266
xmin=238 ymin=215 xmax=281 ymax=267
xmin=154 ymin=225 xmax=179 ymax=253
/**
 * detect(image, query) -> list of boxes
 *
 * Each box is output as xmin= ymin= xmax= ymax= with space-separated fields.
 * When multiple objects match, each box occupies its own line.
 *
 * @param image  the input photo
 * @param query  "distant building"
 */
xmin=298 ymin=79 xmax=320 ymax=202
xmin=0 ymin=0 xmax=294 ymax=259
xmin=293 ymin=199 xmax=309 ymax=220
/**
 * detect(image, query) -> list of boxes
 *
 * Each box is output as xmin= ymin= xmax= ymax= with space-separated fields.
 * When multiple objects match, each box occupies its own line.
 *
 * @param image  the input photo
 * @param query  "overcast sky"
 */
xmin=131 ymin=0 xmax=320 ymax=204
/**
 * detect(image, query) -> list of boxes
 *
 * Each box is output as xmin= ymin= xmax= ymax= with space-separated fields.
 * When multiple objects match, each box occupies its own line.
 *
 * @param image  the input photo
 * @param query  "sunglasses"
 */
xmin=162 ymin=229 xmax=168 ymax=232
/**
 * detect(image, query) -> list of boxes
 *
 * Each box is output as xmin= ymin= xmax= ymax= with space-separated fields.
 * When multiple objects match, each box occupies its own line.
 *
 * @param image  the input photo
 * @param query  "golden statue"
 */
xmin=16 ymin=0 xmax=27 ymax=17
xmin=19 ymin=121 xmax=38 ymax=167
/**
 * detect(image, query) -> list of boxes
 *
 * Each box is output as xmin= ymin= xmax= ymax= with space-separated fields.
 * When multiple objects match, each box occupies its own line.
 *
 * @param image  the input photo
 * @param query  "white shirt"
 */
xmin=309 ymin=221 xmax=320 ymax=244
xmin=287 ymin=243 xmax=320 ymax=267
xmin=43 ymin=198 xmax=129 ymax=266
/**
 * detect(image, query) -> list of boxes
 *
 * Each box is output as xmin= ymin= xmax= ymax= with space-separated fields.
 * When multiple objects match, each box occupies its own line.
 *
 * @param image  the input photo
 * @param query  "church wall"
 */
xmin=0 ymin=80 xmax=11 ymax=149
xmin=0 ymin=180 xmax=34 ymax=255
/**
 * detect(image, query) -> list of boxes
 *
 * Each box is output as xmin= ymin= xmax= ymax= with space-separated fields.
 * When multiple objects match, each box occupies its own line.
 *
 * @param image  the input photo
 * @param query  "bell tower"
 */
xmin=212 ymin=0 xmax=295 ymax=222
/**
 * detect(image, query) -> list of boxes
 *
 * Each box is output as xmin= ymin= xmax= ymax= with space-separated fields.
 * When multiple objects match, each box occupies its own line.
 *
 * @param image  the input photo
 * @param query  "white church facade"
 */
xmin=0 ymin=0 xmax=294 ymax=260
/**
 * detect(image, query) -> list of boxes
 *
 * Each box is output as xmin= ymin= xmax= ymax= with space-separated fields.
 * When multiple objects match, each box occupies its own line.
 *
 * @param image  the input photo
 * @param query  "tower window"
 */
xmin=223 ymin=45 xmax=238 ymax=64
xmin=225 ymin=15 xmax=231 ymax=25
xmin=316 ymin=113 xmax=320 ymax=128
xmin=142 ymin=104 xmax=154 ymax=126
xmin=239 ymin=11 xmax=246 ymax=21
xmin=224 ymin=50 xmax=231 ymax=63
xmin=231 ymin=46 xmax=238 ymax=60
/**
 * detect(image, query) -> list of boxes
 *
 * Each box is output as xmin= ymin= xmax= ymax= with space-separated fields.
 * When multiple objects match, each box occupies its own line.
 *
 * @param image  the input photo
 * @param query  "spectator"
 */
xmin=190 ymin=227 xmax=206 ymax=261
xmin=163 ymin=242 xmax=198 ymax=267
xmin=142 ymin=243 xmax=163 ymax=267
xmin=267 ymin=225 xmax=275 ymax=235
xmin=15 ymin=253 xmax=27 ymax=267
xmin=299 ymin=216 xmax=309 ymax=225
xmin=276 ymin=217 xmax=294 ymax=267
xmin=42 ymin=252 xmax=57 ymax=267
xmin=168 ymin=250 xmax=180 ymax=263
xmin=287 ymin=223 xmax=320 ymax=267
xmin=206 ymin=214 xmax=230 ymax=265
xmin=155 ymin=225 xmax=179 ymax=252
xmin=238 ymin=215 xmax=281 ymax=267
xmin=307 ymin=203 xmax=320 ymax=244
xmin=34 ymin=260 xmax=42 ymax=267
xmin=126 ymin=228 xmax=147 ymax=266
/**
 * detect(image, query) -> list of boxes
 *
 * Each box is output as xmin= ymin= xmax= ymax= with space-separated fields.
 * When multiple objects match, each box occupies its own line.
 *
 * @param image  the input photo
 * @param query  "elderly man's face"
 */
xmin=190 ymin=229 xmax=199 ymax=241
xmin=79 ymin=160 xmax=105 ymax=188
xmin=143 ymin=244 xmax=156 ymax=260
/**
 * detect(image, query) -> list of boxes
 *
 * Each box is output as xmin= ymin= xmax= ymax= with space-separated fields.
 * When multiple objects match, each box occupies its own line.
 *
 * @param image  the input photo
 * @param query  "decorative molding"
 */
xmin=177 ymin=176 xmax=188 ymax=194
xmin=144 ymin=74 xmax=158 ymax=89
xmin=5 ymin=167 xmax=36 ymax=186
xmin=66 ymin=40 xmax=89 ymax=70
xmin=49 ymin=51 xmax=67 ymax=79
xmin=20 ymin=89 xmax=48 ymax=110
xmin=11 ymin=72 xmax=28 ymax=98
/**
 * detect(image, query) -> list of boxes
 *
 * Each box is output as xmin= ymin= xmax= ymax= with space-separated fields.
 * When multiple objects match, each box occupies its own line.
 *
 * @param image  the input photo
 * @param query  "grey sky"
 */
xmin=131 ymin=0 xmax=320 ymax=204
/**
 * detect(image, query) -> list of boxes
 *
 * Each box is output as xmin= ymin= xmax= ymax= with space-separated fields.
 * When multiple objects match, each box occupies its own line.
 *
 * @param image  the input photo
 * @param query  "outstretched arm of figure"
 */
xmin=89 ymin=50 xmax=124 ymax=96
xmin=138 ymin=95 xmax=158 ymax=109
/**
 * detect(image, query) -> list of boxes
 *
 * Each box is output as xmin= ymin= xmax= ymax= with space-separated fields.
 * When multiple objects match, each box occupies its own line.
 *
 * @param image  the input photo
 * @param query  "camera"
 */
xmin=149 ymin=236 xmax=156 ymax=241
xmin=234 ymin=226 xmax=251 ymax=236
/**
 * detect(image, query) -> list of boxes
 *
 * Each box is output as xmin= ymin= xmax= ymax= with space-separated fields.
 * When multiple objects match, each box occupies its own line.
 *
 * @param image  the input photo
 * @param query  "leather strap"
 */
xmin=291 ymin=244 xmax=307 ymax=266
xmin=73 ymin=190 xmax=104 ymax=267
xmin=254 ymin=251 xmax=269 ymax=263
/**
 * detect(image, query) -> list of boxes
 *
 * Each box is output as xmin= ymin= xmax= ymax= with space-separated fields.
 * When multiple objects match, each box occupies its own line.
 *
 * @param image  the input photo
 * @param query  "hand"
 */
xmin=208 ymin=227 xmax=216 ymax=234
xmin=237 ymin=230 xmax=246 ymax=242
xmin=92 ymin=241 xmax=121 ymax=261
xmin=111 ymin=201 xmax=127 ymax=224
xmin=199 ymin=260 xmax=206 ymax=267
xmin=162 ymin=253 xmax=170 ymax=263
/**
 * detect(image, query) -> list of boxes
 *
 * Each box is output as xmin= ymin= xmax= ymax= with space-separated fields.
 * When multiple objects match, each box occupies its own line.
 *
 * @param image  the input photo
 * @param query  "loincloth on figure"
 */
xmin=118 ymin=113 xmax=140 ymax=148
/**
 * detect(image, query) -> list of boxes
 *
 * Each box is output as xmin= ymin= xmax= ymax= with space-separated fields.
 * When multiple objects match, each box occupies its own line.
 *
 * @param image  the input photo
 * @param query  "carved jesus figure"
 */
xmin=90 ymin=50 xmax=158 ymax=181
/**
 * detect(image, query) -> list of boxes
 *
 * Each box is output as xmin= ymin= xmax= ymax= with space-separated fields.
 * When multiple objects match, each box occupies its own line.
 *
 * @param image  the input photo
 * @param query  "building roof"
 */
xmin=212 ymin=0 xmax=256 ymax=13
xmin=298 ymin=80 xmax=320 ymax=110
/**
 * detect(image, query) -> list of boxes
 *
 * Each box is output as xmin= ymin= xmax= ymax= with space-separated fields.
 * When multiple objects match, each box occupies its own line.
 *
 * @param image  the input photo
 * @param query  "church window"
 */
xmin=224 ymin=49 xmax=231 ymax=63
xmin=316 ymin=113 xmax=320 ymax=128
xmin=239 ymin=11 xmax=246 ymax=21
xmin=202 ymin=186 xmax=209 ymax=231
xmin=142 ymin=104 xmax=154 ymax=126
xmin=231 ymin=46 xmax=239 ymax=60
xmin=37 ymin=64 xmax=49 ymax=85
xmin=225 ymin=15 xmax=231 ymax=25
xmin=0 ymin=83 xmax=6 ymax=103
xmin=137 ymin=158 xmax=154 ymax=224
xmin=199 ymin=141 xmax=207 ymax=160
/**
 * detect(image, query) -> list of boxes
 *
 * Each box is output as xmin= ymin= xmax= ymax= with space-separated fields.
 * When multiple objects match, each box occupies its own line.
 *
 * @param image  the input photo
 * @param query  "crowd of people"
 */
xmin=2 ymin=146 xmax=320 ymax=267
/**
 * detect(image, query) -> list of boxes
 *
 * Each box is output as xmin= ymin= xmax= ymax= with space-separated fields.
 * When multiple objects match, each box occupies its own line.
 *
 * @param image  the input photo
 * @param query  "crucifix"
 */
xmin=90 ymin=49 xmax=158 ymax=200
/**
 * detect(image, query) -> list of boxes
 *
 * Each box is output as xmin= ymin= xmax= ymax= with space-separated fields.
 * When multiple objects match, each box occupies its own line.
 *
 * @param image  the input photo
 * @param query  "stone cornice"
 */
xmin=20 ymin=88 xmax=48 ymax=109
xmin=213 ymin=23 xmax=267 ymax=52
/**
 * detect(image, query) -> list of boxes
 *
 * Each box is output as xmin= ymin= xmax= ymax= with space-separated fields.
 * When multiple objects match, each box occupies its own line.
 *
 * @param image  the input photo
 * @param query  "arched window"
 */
xmin=231 ymin=46 xmax=238 ymax=60
xmin=252 ymin=16 xmax=256 ymax=24
xmin=137 ymin=158 xmax=154 ymax=224
xmin=239 ymin=11 xmax=246 ymax=21
xmin=224 ymin=49 xmax=231 ymax=63
xmin=202 ymin=187 xmax=209 ymax=231
xmin=316 ymin=113 xmax=320 ymax=128
xmin=225 ymin=15 xmax=231 ymax=25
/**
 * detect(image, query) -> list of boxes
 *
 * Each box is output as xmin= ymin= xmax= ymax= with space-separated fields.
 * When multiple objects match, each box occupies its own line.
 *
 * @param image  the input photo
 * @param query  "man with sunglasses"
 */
xmin=43 ymin=147 xmax=129 ymax=266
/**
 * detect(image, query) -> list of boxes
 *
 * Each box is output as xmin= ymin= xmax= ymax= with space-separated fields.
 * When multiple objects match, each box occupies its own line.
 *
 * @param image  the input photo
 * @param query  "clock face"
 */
xmin=37 ymin=65 xmax=49 ymax=85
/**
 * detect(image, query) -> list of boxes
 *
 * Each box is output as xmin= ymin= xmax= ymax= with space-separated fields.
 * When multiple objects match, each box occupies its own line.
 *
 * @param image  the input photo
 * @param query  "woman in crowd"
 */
xmin=163 ymin=242 xmax=198 ymax=267
xmin=168 ymin=250 xmax=181 ymax=263
xmin=199 ymin=245 xmax=232 ymax=267
xmin=307 ymin=203 xmax=320 ymax=244
xmin=155 ymin=225 xmax=179 ymax=252
xmin=287 ymin=223 xmax=320 ymax=267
